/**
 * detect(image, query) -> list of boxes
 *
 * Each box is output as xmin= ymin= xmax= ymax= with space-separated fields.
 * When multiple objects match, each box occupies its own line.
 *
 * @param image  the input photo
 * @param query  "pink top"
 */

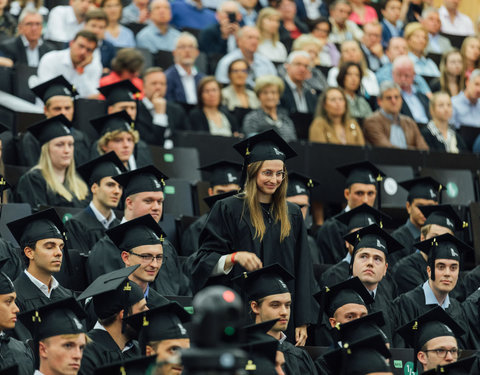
xmin=348 ymin=5 xmax=378 ymax=26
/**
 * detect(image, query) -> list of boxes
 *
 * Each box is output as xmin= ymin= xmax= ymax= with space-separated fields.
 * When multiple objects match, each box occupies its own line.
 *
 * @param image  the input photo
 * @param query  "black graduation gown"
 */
xmin=146 ymin=286 xmax=170 ymax=308
xmin=461 ymin=265 xmax=480 ymax=299
xmin=392 ymin=251 xmax=428 ymax=295
xmin=79 ymin=329 xmax=141 ymax=375
xmin=86 ymin=236 xmax=191 ymax=296
xmin=390 ymin=222 xmax=418 ymax=265
xmin=15 ymin=169 xmax=89 ymax=209
xmin=367 ymin=289 xmax=395 ymax=343
xmin=0 ymin=238 xmax=23 ymax=281
xmin=307 ymin=235 xmax=323 ymax=265
xmin=64 ymin=206 xmax=120 ymax=252
xmin=461 ymin=289 xmax=480 ymax=350
xmin=180 ymin=214 xmax=208 ymax=257
xmin=0 ymin=334 xmax=35 ymax=375
xmin=280 ymin=340 xmax=318 ymax=375
xmin=190 ymin=196 xmax=318 ymax=341
xmin=313 ymin=214 xmax=348 ymax=265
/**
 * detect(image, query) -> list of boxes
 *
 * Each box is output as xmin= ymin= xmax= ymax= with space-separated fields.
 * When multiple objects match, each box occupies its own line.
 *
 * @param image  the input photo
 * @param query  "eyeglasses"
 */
xmin=129 ymin=251 xmax=166 ymax=263
xmin=424 ymin=348 xmax=461 ymax=358
xmin=261 ymin=170 xmax=286 ymax=180
xmin=231 ymin=69 xmax=249 ymax=74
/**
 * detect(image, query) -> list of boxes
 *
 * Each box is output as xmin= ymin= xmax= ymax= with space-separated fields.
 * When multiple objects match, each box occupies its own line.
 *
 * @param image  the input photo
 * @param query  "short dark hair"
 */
xmin=85 ymin=8 xmax=108 ymax=24
xmin=329 ymin=0 xmax=351 ymax=11
xmin=197 ymin=76 xmax=222 ymax=108
xmin=21 ymin=241 xmax=37 ymax=266
xmin=381 ymin=0 xmax=402 ymax=10
xmin=73 ymin=30 xmax=98 ymax=46
xmin=227 ymin=58 xmax=249 ymax=76
xmin=336 ymin=61 xmax=363 ymax=91
xmin=111 ymin=48 xmax=145 ymax=74
xmin=309 ymin=16 xmax=331 ymax=33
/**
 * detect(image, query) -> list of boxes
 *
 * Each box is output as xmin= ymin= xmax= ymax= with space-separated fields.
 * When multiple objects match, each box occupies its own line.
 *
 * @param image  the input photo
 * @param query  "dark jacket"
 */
xmin=400 ymin=90 xmax=431 ymax=124
xmin=198 ymin=23 xmax=228 ymax=55
xmin=187 ymin=106 xmax=239 ymax=134
xmin=0 ymin=36 xmax=54 ymax=65
xmin=280 ymin=78 xmax=318 ymax=114
xmin=99 ymin=39 xmax=116 ymax=69
xmin=165 ymin=64 xmax=205 ymax=104
xmin=279 ymin=18 xmax=309 ymax=52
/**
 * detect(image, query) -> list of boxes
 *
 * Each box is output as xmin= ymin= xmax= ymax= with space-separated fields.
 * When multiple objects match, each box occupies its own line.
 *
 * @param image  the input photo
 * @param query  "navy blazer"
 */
xmin=381 ymin=19 xmax=403 ymax=49
xmin=400 ymin=91 xmax=431 ymax=124
xmin=0 ymin=36 xmax=54 ymax=65
xmin=280 ymin=79 xmax=318 ymax=114
xmin=99 ymin=39 xmax=116 ymax=69
xmin=294 ymin=0 xmax=328 ymax=23
xmin=165 ymin=65 xmax=205 ymax=104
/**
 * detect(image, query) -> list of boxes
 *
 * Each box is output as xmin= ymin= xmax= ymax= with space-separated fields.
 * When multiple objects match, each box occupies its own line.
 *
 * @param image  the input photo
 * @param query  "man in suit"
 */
xmin=165 ymin=32 xmax=204 ymax=106
xmin=422 ymin=7 xmax=453 ymax=55
xmin=137 ymin=67 xmax=190 ymax=148
xmin=363 ymin=81 xmax=429 ymax=150
xmin=280 ymin=51 xmax=317 ymax=115
xmin=0 ymin=9 xmax=54 ymax=67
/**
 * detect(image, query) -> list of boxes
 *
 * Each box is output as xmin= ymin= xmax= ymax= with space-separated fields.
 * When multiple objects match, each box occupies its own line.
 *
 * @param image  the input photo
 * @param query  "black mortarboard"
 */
xmin=199 ymin=161 xmax=243 ymax=187
xmin=322 ymin=334 xmax=392 ymax=375
xmin=7 ymin=208 xmax=65 ymax=248
xmin=125 ymin=301 xmax=190 ymax=352
xmin=344 ymin=223 xmax=403 ymax=255
xmin=314 ymin=277 xmax=373 ymax=318
xmin=203 ymin=190 xmax=237 ymax=209
xmin=333 ymin=311 xmax=388 ymax=344
xmin=18 ymin=297 xmax=86 ymax=341
xmin=336 ymin=204 xmax=392 ymax=232
xmin=112 ymin=165 xmax=168 ymax=198
xmin=240 ymin=319 xmax=279 ymax=371
xmin=414 ymin=233 xmax=472 ymax=281
xmin=77 ymin=265 xmax=144 ymax=319
xmin=106 ymin=214 xmax=166 ymax=252
xmin=0 ymin=257 xmax=14 ymax=294
xmin=93 ymin=355 xmax=157 ymax=375
xmin=0 ymin=364 xmax=18 ymax=375
xmin=424 ymin=356 xmax=476 ymax=375
xmin=232 ymin=264 xmax=294 ymax=302
xmin=396 ymin=306 xmax=465 ymax=371
xmin=27 ymin=114 xmax=72 ymax=146
xmin=77 ymin=151 xmax=127 ymax=187
xmin=98 ymin=79 xmax=141 ymax=106
xmin=90 ymin=110 xmax=135 ymax=137
xmin=336 ymin=161 xmax=385 ymax=187
xmin=399 ymin=176 xmax=443 ymax=202
xmin=419 ymin=204 xmax=467 ymax=232
xmin=242 ymin=319 xmax=278 ymax=342
xmin=31 ymin=75 xmax=77 ymax=103
xmin=286 ymin=172 xmax=320 ymax=197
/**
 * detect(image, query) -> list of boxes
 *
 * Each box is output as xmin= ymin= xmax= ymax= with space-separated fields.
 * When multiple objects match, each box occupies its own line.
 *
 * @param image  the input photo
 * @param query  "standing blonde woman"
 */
xmin=256 ymin=7 xmax=288 ymax=63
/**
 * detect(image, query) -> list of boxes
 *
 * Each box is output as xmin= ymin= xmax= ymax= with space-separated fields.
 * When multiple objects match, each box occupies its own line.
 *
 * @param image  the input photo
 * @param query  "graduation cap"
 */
xmin=344 ymin=223 xmax=403 ymax=257
xmin=0 ymin=257 xmax=14 ymax=295
xmin=232 ymin=263 xmax=294 ymax=302
xmin=336 ymin=203 xmax=392 ymax=232
xmin=396 ymin=306 xmax=465 ymax=372
xmin=242 ymin=319 xmax=278 ymax=342
xmin=322 ymin=334 xmax=392 ymax=375
xmin=333 ymin=311 xmax=388 ymax=344
xmin=419 ymin=204 xmax=467 ymax=232
xmin=239 ymin=320 xmax=279 ymax=372
xmin=199 ymin=160 xmax=243 ymax=187
xmin=112 ymin=165 xmax=168 ymax=198
xmin=286 ymin=172 xmax=320 ymax=198
xmin=27 ymin=114 xmax=72 ymax=146
xmin=314 ymin=276 xmax=373 ymax=318
xmin=399 ymin=176 xmax=443 ymax=203
xmin=77 ymin=265 xmax=144 ymax=320
xmin=93 ymin=355 xmax=157 ymax=375
xmin=203 ymin=190 xmax=237 ymax=209
xmin=422 ymin=355 xmax=476 ymax=375
xmin=18 ymin=297 xmax=86 ymax=341
xmin=336 ymin=161 xmax=385 ymax=188
xmin=124 ymin=301 xmax=190 ymax=353
xmin=106 ymin=214 xmax=166 ymax=252
xmin=90 ymin=110 xmax=135 ymax=138
xmin=414 ymin=233 xmax=472 ymax=281
xmin=77 ymin=151 xmax=127 ymax=187
xmin=31 ymin=75 xmax=77 ymax=103
xmin=7 ymin=208 xmax=65 ymax=249
xmin=98 ymin=79 xmax=141 ymax=106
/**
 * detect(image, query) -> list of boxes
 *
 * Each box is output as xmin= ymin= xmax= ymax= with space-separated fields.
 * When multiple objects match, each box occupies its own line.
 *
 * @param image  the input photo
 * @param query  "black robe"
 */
xmin=86 ymin=236 xmax=191 ymax=296
xmin=0 ymin=334 xmax=35 ymax=375
xmin=0 ymin=238 xmax=23 ymax=282
xmin=180 ymin=214 xmax=208 ymax=257
xmin=461 ymin=265 xmax=480 ymax=299
xmin=313 ymin=214 xmax=348 ymax=265
xmin=64 ymin=206 xmax=120 ymax=252
xmin=392 ymin=251 xmax=427 ymax=295
xmin=79 ymin=329 xmax=141 ymax=375
xmin=390 ymin=222 xmax=418 ymax=266
xmin=280 ymin=340 xmax=318 ymax=375
xmin=461 ymin=289 xmax=480 ymax=350
xmin=15 ymin=169 xmax=89 ymax=209
xmin=190 ymin=196 xmax=318 ymax=342
xmin=307 ymin=235 xmax=323 ymax=265
xmin=146 ymin=286 xmax=170 ymax=308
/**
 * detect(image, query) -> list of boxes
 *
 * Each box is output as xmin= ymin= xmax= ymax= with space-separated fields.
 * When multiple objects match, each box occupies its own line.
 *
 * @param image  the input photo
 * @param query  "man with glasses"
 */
xmin=360 ymin=21 xmax=389 ymax=72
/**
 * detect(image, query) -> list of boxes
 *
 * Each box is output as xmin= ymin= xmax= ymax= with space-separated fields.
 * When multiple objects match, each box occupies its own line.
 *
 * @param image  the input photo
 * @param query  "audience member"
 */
xmin=99 ymin=48 xmax=144 ymax=95
xmin=0 ymin=0 xmax=17 ymax=41
xmin=221 ymin=58 xmax=260 ymax=111
xmin=348 ymin=0 xmax=378 ymax=26
xmin=380 ymin=0 xmax=403 ymax=48
xmin=102 ymin=0 xmax=135 ymax=48
xmin=0 ymin=9 xmax=53 ymax=67
xmin=363 ymin=81 xmax=429 ymax=150
xmin=215 ymin=26 xmax=277 ymax=87
xmin=439 ymin=0 xmax=474 ymax=36
xmin=45 ymin=0 xmax=92 ymax=43
xmin=328 ymin=0 xmax=363 ymax=44
xmin=404 ymin=22 xmax=440 ymax=77
xmin=277 ymin=0 xmax=309 ymax=51
xmin=421 ymin=91 xmax=467 ymax=153
xmin=257 ymin=7 xmax=287 ymax=63
xmin=121 ymin=0 xmax=149 ymax=24
xmin=293 ymin=0 xmax=328 ymax=23
xmin=84 ymin=8 xmax=116 ymax=72
xmin=165 ymin=32 xmax=204 ymax=105
xmin=460 ymin=36 xmax=480 ymax=81
xmin=451 ymin=69 xmax=480 ymax=128
xmin=337 ymin=61 xmax=372 ymax=119
xmin=136 ymin=0 xmax=180 ymax=53
xmin=360 ymin=21 xmax=389 ymax=72
xmin=430 ymin=49 xmax=464 ymax=96
xmin=37 ymin=30 xmax=101 ymax=98
xmin=170 ymin=0 xmax=216 ymax=31
xmin=309 ymin=87 xmax=364 ymax=145
xmin=238 ymin=0 xmax=257 ymax=26
xmin=188 ymin=76 xmax=239 ymax=137
xmin=242 ymin=75 xmax=297 ymax=141
xmin=10 ymin=0 xmax=48 ymax=18
xmin=422 ymin=7 xmax=453 ymax=55
xmin=309 ymin=17 xmax=340 ymax=67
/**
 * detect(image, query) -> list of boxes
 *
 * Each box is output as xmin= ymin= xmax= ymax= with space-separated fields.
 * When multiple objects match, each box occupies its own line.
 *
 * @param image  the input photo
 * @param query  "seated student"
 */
xmin=65 ymin=152 xmax=126 ymax=252
xmin=106 ymin=214 xmax=171 ymax=308
xmin=16 ymin=115 xmax=90 ymax=209
xmin=78 ymin=267 xmax=148 ymax=375
xmin=93 ymin=356 xmax=158 ymax=375
xmin=0 ymin=258 xmax=35 ymax=375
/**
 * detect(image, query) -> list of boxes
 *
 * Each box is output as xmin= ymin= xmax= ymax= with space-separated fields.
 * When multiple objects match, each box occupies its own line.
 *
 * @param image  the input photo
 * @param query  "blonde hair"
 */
xmin=242 ymin=161 xmax=291 ymax=242
xmin=429 ymin=91 xmax=451 ymax=114
xmin=292 ymin=34 xmax=323 ymax=52
xmin=256 ymin=7 xmax=281 ymax=45
xmin=42 ymin=333 xmax=92 ymax=345
xmin=254 ymin=75 xmax=285 ymax=96
xmin=34 ymin=141 xmax=88 ymax=202
xmin=97 ymin=129 xmax=140 ymax=155
xmin=403 ymin=22 xmax=427 ymax=41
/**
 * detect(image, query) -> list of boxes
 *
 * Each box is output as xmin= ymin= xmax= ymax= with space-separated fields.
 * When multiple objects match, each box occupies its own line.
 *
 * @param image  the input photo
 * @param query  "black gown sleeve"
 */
xmin=15 ymin=169 xmax=49 ymax=208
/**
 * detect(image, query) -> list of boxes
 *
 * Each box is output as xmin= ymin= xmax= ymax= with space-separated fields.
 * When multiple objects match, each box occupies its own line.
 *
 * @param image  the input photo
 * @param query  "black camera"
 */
xmin=227 ymin=12 xmax=237 ymax=23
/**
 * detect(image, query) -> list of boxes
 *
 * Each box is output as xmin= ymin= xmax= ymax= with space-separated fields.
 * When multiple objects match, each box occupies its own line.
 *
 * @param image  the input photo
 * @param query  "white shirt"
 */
xmin=24 ymin=269 xmax=59 ymax=298
xmin=34 ymin=371 xmax=44 ymax=375
xmin=20 ymin=35 xmax=42 ymax=67
xmin=89 ymin=201 xmax=116 ymax=229
xmin=328 ymin=66 xmax=379 ymax=96
xmin=176 ymin=64 xmax=198 ymax=105
xmin=303 ymin=0 xmax=323 ymax=20
xmin=438 ymin=5 xmax=474 ymax=36
xmin=45 ymin=5 xmax=84 ymax=43
xmin=37 ymin=48 xmax=102 ymax=98
xmin=285 ymin=74 xmax=308 ymax=113
xmin=142 ymin=97 xmax=173 ymax=149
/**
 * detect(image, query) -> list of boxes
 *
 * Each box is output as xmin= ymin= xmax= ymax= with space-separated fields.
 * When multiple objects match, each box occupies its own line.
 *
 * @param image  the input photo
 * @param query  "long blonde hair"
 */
xmin=242 ymin=160 xmax=291 ymax=242
xmin=34 ymin=142 xmax=89 ymax=202
xmin=257 ymin=7 xmax=281 ymax=45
